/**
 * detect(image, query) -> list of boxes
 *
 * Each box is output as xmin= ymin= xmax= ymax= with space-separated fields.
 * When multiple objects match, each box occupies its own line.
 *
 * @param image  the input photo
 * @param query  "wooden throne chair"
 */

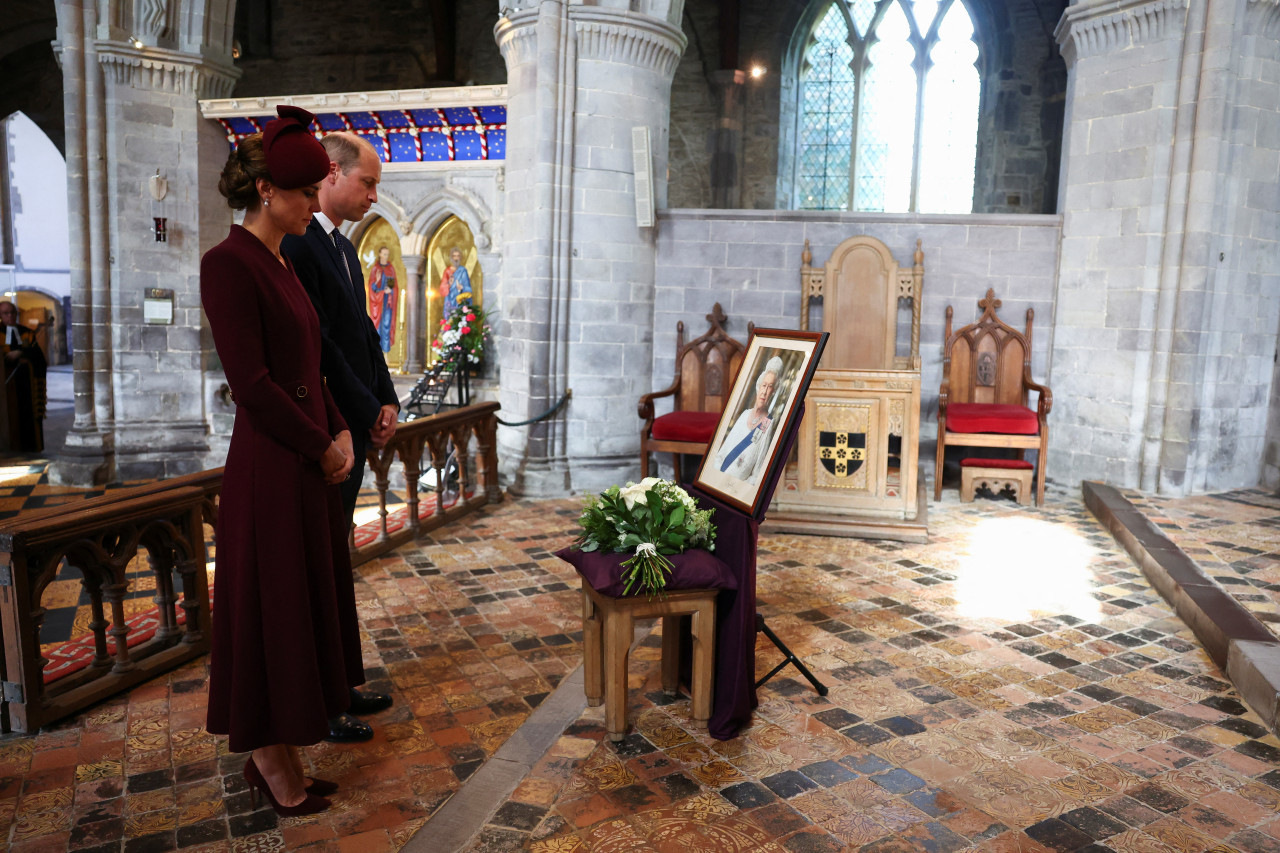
xmin=769 ymin=236 xmax=926 ymax=540
xmin=639 ymin=304 xmax=750 ymax=482
xmin=935 ymin=288 xmax=1052 ymax=506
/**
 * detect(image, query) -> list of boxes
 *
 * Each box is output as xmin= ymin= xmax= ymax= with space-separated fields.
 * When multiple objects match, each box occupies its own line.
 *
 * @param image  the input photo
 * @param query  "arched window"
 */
xmin=796 ymin=0 xmax=980 ymax=213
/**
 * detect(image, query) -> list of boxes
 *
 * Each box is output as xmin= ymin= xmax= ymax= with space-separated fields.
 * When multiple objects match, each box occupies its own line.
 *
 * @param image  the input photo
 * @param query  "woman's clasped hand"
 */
xmin=322 ymin=430 xmax=355 ymax=484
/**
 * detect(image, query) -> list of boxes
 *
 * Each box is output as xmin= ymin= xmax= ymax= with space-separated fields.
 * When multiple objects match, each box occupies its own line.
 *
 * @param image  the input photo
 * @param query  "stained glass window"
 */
xmin=798 ymin=6 xmax=856 ymax=210
xmin=796 ymin=0 xmax=980 ymax=213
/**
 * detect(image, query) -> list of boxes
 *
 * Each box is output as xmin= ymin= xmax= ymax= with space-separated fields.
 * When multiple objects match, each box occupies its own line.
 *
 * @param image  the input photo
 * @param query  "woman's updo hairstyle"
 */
xmin=218 ymin=134 xmax=268 ymax=212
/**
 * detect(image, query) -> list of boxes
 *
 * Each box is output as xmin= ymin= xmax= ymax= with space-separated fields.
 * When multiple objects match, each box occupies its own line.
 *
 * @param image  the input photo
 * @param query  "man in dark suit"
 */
xmin=282 ymin=131 xmax=399 ymax=743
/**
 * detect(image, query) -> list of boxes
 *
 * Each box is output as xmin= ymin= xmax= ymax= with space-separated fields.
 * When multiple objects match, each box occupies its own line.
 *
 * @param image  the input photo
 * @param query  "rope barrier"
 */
xmin=496 ymin=389 xmax=572 ymax=427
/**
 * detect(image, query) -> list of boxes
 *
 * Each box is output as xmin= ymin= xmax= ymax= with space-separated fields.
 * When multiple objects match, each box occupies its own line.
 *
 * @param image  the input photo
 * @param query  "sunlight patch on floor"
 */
xmin=955 ymin=516 xmax=1102 ymax=623
xmin=353 ymin=501 xmax=405 ymax=528
xmin=0 ymin=465 xmax=37 ymax=486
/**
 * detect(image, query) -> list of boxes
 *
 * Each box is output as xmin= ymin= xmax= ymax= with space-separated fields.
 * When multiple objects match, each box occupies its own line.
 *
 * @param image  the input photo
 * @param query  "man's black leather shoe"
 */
xmin=348 ymin=687 xmax=393 ymax=715
xmin=325 ymin=711 xmax=373 ymax=743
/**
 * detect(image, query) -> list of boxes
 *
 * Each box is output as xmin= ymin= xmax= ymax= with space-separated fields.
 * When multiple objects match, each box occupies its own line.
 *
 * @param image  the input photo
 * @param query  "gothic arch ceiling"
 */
xmin=0 ymin=0 xmax=61 ymax=153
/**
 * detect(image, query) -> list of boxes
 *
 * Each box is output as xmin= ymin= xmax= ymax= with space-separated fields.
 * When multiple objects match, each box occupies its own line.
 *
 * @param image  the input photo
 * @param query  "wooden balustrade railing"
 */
xmin=0 ymin=401 xmax=502 ymax=732
xmin=354 ymin=400 xmax=502 ymax=565
xmin=0 ymin=478 xmax=215 ymax=733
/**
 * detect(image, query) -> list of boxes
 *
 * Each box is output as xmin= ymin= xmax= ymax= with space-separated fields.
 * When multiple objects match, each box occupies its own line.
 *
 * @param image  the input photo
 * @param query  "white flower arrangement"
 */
xmin=572 ymin=478 xmax=717 ymax=597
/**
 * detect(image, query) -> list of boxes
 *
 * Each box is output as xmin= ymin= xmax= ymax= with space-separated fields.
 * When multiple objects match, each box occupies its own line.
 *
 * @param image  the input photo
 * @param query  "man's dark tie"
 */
xmin=331 ymin=231 xmax=353 ymax=285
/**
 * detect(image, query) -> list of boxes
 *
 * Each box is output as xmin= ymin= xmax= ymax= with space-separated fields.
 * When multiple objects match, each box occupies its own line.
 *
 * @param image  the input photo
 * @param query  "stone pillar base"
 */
xmin=569 ymin=453 xmax=646 ymax=495
xmin=113 ymin=421 xmax=210 ymax=481
xmin=49 ymin=428 xmax=116 ymax=487
xmin=508 ymin=455 xmax=572 ymax=498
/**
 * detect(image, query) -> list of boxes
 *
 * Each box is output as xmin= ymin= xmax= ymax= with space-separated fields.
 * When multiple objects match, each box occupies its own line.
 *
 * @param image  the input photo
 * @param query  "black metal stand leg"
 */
xmin=754 ymin=613 xmax=828 ymax=696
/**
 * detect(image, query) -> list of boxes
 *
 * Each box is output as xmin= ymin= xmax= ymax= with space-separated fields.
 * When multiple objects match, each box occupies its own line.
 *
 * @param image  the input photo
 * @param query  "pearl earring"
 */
xmin=263 ymin=198 xmax=271 ymax=207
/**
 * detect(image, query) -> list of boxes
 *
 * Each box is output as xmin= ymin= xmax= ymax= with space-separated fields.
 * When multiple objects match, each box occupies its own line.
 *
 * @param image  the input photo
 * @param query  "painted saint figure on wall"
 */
xmin=367 ymin=245 xmax=397 ymax=352
xmin=440 ymin=247 xmax=472 ymax=316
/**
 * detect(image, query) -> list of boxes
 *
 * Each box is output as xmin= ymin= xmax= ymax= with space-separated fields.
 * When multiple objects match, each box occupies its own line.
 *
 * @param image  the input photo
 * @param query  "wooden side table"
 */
xmin=581 ymin=583 xmax=717 ymax=742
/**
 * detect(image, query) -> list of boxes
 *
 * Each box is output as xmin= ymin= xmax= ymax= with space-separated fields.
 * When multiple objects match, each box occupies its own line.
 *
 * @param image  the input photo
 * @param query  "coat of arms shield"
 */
xmin=818 ymin=430 xmax=866 ymax=477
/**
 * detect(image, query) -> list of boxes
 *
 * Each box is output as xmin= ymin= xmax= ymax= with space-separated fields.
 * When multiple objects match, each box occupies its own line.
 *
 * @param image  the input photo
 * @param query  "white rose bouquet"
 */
xmin=572 ymin=477 xmax=717 ymax=598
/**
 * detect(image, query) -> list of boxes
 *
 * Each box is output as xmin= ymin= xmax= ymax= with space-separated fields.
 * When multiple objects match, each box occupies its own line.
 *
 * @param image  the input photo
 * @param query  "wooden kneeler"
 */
xmin=581 ymin=584 xmax=716 ymax=742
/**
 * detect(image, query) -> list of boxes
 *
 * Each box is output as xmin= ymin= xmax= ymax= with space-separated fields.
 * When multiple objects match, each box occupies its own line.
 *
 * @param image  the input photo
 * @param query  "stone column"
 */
xmin=495 ymin=0 xmax=686 ymax=496
xmin=51 ymin=0 xmax=113 ymax=484
xmin=709 ymin=69 xmax=746 ymax=209
xmin=1053 ymin=0 xmax=1280 ymax=495
xmin=403 ymin=254 xmax=425 ymax=373
xmin=51 ymin=0 xmax=239 ymax=484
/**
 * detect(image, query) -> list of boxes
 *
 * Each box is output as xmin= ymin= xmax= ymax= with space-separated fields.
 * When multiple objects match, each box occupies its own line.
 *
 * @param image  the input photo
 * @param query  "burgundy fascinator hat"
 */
xmin=261 ymin=105 xmax=330 ymax=189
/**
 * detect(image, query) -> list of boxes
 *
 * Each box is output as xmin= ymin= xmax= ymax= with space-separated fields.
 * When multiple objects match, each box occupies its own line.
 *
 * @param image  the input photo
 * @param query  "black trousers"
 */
xmin=339 ymin=432 xmax=367 ymax=531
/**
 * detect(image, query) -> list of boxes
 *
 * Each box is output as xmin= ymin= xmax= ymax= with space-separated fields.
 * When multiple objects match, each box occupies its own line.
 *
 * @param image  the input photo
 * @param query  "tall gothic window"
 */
xmin=797 ymin=0 xmax=980 ymax=213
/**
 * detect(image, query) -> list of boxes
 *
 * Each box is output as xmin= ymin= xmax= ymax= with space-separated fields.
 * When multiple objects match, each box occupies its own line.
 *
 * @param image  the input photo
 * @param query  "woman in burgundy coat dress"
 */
xmin=201 ymin=106 xmax=362 ymax=816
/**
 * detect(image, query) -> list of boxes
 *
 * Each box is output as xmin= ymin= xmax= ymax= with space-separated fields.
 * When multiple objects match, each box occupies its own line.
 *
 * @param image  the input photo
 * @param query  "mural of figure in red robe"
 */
xmin=366 ymin=245 xmax=397 ymax=352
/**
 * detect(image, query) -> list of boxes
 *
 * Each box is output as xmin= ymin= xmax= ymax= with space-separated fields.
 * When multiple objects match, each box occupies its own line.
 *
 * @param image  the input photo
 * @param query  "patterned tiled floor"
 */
xmin=1122 ymin=488 xmax=1280 ymax=639
xmin=462 ymin=491 xmax=1280 ymax=853
xmin=0 ymin=486 xmax=589 ymax=852
xmin=5 ymin=472 xmax=1280 ymax=852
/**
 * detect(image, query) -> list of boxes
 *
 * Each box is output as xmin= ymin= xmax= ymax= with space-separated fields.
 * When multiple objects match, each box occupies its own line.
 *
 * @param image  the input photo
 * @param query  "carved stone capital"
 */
xmin=496 ymin=5 xmax=686 ymax=76
xmin=500 ymin=0 xmax=683 ymax=27
xmin=572 ymin=9 xmax=686 ymax=77
xmin=495 ymin=9 xmax=539 ymax=69
xmin=97 ymin=43 xmax=239 ymax=98
xmin=1054 ymin=0 xmax=1189 ymax=64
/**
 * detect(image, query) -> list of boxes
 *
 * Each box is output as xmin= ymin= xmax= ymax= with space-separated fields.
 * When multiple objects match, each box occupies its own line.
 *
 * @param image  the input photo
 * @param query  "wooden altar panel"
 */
xmin=778 ymin=235 xmax=927 ymax=541
xmin=824 ymin=241 xmax=898 ymax=370
xmin=773 ymin=369 xmax=920 ymax=524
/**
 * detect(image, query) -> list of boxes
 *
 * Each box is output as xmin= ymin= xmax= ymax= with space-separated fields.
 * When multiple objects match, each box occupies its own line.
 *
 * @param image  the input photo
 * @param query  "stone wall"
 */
xmin=1232 ymin=32 xmax=1280 ymax=491
xmin=976 ymin=0 xmax=1069 ymax=213
xmin=220 ymin=0 xmax=1067 ymax=214
xmin=651 ymin=210 xmax=1062 ymax=481
xmin=668 ymin=0 xmax=1067 ymax=213
xmin=1052 ymin=0 xmax=1280 ymax=496
xmin=230 ymin=2 xmax=505 ymax=96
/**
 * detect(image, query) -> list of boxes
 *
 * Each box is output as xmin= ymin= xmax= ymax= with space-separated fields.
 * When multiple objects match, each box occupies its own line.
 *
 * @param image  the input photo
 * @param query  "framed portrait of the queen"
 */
xmin=694 ymin=328 xmax=827 ymax=515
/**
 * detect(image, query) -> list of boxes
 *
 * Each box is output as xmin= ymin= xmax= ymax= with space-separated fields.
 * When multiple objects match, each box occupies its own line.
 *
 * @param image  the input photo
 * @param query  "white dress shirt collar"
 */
xmin=315 ymin=211 xmax=340 ymax=239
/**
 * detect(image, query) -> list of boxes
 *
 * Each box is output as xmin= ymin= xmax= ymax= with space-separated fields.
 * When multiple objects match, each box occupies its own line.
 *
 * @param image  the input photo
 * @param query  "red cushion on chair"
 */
xmin=961 ymin=457 xmax=1034 ymax=470
xmin=946 ymin=403 xmax=1039 ymax=435
xmin=651 ymin=411 xmax=720 ymax=443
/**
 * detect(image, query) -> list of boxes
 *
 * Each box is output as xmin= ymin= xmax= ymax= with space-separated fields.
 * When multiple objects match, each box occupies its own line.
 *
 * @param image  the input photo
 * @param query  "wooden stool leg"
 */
xmin=603 ymin=605 xmax=633 ymax=742
xmin=1035 ymin=455 xmax=1046 ymax=507
xmin=1016 ymin=471 xmax=1032 ymax=506
xmin=582 ymin=590 xmax=603 ymax=707
xmin=661 ymin=615 xmax=681 ymax=697
xmin=934 ymin=429 xmax=946 ymax=500
xmin=689 ymin=601 xmax=715 ymax=730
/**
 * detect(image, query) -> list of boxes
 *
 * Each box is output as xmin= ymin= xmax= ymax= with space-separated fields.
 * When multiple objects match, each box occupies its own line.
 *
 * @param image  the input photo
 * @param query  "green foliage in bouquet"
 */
xmin=572 ymin=477 xmax=717 ymax=598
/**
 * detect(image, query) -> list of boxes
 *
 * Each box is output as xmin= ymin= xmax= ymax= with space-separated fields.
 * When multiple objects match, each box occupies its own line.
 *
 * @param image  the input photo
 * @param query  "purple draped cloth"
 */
xmin=685 ymin=488 xmax=759 ymax=739
xmin=691 ymin=405 xmax=802 ymax=740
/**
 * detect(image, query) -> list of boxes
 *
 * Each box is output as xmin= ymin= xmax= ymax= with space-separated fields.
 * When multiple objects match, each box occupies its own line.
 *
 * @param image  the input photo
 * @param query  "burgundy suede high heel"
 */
xmin=243 ymin=756 xmax=331 ymax=816
xmin=245 ymin=756 xmax=339 ymax=796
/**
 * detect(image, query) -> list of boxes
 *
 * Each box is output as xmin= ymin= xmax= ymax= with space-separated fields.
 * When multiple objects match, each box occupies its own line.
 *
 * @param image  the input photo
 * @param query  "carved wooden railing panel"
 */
xmin=356 ymin=401 xmax=503 ymax=566
xmin=0 ymin=402 xmax=501 ymax=732
xmin=0 ymin=486 xmax=211 ymax=733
